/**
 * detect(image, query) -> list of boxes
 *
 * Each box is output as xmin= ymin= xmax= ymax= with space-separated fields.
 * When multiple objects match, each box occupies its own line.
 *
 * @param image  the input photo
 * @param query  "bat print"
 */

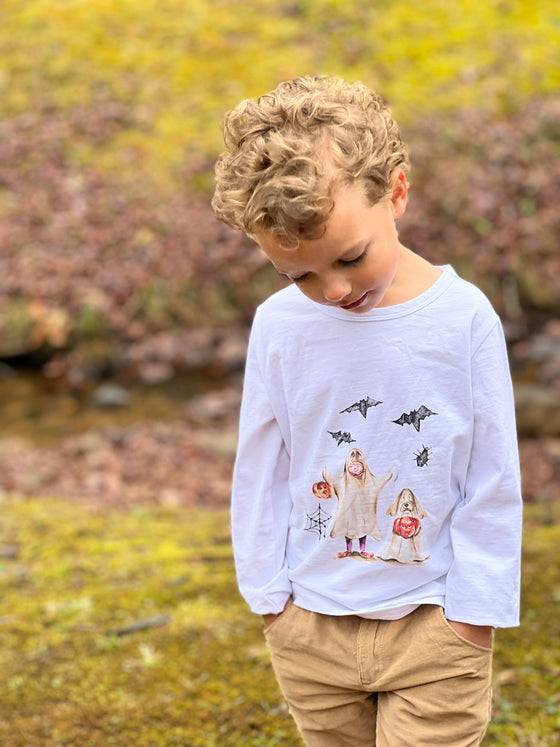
xmin=340 ymin=396 xmax=382 ymax=418
xmin=328 ymin=430 xmax=356 ymax=446
xmin=413 ymin=445 xmax=431 ymax=467
xmin=393 ymin=405 xmax=437 ymax=432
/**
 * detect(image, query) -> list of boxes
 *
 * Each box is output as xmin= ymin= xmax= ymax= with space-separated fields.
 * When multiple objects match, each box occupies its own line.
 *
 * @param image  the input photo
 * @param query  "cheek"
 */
xmin=366 ymin=250 xmax=397 ymax=280
xmin=360 ymin=256 xmax=398 ymax=296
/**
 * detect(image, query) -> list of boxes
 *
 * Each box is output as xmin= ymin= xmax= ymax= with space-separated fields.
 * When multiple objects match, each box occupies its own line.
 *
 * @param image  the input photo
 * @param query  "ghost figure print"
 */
xmin=322 ymin=448 xmax=393 ymax=559
xmin=380 ymin=488 xmax=430 ymax=564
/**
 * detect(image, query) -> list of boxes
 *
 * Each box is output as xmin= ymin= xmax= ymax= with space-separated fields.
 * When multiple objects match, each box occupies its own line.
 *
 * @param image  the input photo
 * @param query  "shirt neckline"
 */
xmin=299 ymin=265 xmax=456 ymax=321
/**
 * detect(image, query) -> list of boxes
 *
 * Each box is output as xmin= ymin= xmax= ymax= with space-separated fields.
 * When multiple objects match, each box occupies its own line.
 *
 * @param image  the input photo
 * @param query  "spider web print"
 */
xmin=305 ymin=504 xmax=332 ymax=539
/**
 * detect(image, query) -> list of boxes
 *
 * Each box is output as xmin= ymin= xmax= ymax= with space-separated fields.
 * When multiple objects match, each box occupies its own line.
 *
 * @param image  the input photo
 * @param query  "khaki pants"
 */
xmin=264 ymin=604 xmax=493 ymax=746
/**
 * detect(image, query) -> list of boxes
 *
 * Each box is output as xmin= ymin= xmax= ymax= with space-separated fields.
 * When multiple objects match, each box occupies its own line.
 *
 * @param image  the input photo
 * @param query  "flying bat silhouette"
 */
xmin=413 ymin=445 xmax=431 ymax=467
xmin=393 ymin=406 xmax=437 ymax=432
xmin=340 ymin=396 xmax=382 ymax=418
xmin=327 ymin=430 xmax=356 ymax=446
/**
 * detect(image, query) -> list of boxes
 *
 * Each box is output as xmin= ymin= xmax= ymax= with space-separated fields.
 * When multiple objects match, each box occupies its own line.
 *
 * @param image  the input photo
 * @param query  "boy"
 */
xmin=212 ymin=75 xmax=522 ymax=746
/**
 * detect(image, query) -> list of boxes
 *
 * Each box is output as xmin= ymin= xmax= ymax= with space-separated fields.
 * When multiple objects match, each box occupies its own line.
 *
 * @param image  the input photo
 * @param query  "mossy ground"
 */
xmin=1 ymin=495 xmax=558 ymax=745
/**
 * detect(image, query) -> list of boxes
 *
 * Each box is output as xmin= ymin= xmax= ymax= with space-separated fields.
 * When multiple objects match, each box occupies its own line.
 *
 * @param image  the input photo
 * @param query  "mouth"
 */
xmin=340 ymin=292 xmax=369 ymax=311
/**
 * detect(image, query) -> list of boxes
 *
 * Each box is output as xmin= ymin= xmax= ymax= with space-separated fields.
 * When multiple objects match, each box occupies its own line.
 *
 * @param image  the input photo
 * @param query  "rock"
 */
xmin=194 ymin=426 xmax=239 ymax=460
xmin=0 ymin=363 xmax=17 ymax=380
xmin=524 ymin=334 xmax=560 ymax=362
xmin=136 ymin=360 xmax=175 ymax=385
xmin=91 ymin=384 xmax=130 ymax=408
xmin=514 ymin=384 xmax=560 ymax=437
xmin=183 ymin=386 xmax=241 ymax=424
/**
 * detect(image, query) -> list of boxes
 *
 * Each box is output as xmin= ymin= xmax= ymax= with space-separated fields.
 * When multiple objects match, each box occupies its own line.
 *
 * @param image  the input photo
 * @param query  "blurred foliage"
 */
xmin=0 ymin=0 xmax=559 ymax=368
xmin=1 ymin=0 xmax=558 ymax=185
xmin=0 ymin=494 xmax=558 ymax=745
xmin=399 ymin=99 xmax=560 ymax=313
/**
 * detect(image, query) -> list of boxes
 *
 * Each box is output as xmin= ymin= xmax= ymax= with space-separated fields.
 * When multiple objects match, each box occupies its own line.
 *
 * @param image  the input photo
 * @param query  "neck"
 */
xmin=379 ymin=245 xmax=442 ymax=307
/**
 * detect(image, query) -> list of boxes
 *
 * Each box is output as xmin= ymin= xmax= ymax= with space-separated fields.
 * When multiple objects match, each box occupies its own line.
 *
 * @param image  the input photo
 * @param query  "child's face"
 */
xmin=256 ymin=172 xmax=407 ymax=313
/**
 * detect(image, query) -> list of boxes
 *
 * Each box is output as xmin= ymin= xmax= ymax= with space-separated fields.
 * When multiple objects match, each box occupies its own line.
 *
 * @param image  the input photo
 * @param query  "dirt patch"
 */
xmin=0 ymin=420 xmax=236 ymax=510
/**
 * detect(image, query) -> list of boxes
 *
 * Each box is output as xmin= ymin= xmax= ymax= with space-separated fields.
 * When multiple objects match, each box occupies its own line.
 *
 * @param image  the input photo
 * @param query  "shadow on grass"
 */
xmin=0 ymin=496 xmax=558 ymax=746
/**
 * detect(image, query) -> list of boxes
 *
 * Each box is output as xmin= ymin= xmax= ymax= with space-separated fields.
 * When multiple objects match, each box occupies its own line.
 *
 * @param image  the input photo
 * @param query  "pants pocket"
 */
xmin=436 ymin=607 xmax=494 ymax=653
xmin=263 ymin=600 xmax=300 ymax=642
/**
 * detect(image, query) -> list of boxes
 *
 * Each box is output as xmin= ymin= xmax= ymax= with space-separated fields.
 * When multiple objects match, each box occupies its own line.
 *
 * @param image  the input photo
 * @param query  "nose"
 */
xmin=322 ymin=276 xmax=351 ymax=302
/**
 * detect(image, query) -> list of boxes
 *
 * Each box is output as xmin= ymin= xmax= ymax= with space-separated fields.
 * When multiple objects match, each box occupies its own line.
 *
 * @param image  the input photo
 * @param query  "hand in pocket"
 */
xmin=263 ymin=597 xmax=294 ymax=631
xmin=447 ymin=619 xmax=493 ymax=648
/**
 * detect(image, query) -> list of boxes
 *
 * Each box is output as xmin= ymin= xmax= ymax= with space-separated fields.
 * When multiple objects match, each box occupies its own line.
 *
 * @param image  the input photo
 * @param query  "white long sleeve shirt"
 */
xmin=232 ymin=267 xmax=522 ymax=627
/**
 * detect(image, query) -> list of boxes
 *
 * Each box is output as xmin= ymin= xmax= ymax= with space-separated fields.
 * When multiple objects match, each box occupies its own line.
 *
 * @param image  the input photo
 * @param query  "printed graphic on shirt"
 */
xmin=413 ymin=445 xmax=431 ymax=467
xmin=304 ymin=503 xmax=332 ymax=539
xmin=393 ymin=405 xmax=438 ymax=432
xmin=327 ymin=430 xmax=356 ymax=446
xmin=312 ymin=481 xmax=333 ymax=500
xmin=379 ymin=489 xmax=430 ymax=563
xmin=313 ymin=395 xmax=436 ymax=564
xmin=339 ymin=396 xmax=382 ymax=418
xmin=317 ymin=447 xmax=393 ymax=559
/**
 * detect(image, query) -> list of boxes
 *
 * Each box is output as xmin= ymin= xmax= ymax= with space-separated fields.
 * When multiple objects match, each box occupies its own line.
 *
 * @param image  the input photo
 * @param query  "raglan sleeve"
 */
xmin=444 ymin=319 xmax=523 ymax=628
xmin=230 ymin=312 xmax=293 ymax=615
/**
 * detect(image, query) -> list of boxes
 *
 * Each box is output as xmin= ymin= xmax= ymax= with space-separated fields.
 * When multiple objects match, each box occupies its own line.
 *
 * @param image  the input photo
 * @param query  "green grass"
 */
xmin=0 ymin=495 xmax=558 ymax=745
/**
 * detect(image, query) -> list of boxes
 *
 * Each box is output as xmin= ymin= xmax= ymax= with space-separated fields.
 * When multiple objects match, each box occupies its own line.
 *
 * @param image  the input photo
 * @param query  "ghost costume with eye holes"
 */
xmin=322 ymin=448 xmax=392 ymax=542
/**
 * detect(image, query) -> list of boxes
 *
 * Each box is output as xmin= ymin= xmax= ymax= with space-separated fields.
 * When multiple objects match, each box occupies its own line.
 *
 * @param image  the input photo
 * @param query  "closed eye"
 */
xmin=278 ymin=245 xmax=368 ymax=283
xmin=278 ymin=271 xmax=311 ymax=284
xmin=339 ymin=248 xmax=368 ymax=267
xmin=292 ymin=273 xmax=312 ymax=283
xmin=276 ymin=270 xmax=311 ymax=283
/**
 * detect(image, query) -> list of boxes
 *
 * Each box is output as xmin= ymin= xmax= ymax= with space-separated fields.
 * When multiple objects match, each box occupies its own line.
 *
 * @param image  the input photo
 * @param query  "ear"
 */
xmin=390 ymin=168 xmax=408 ymax=220
xmin=386 ymin=493 xmax=400 ymax=516
xmin=411 ymin=492 xmax=428 ymax=518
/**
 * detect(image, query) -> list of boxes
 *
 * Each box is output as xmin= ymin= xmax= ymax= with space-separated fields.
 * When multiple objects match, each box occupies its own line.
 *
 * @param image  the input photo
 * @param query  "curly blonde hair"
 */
xmin=212 ymin=75 xmax=410 ymax=248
